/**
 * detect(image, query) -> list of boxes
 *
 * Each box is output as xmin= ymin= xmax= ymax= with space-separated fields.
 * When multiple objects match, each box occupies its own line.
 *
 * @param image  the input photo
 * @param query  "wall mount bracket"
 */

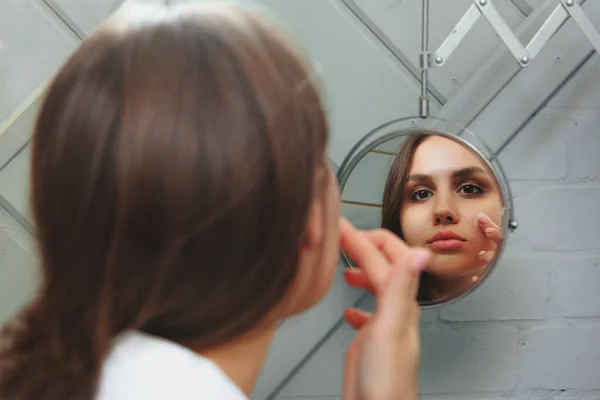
xmin=426 ymin=0 xmax=599 ymax=69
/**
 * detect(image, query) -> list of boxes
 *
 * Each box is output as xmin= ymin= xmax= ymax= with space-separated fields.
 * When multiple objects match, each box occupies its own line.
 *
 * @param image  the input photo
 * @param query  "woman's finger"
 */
xmin=363 ymin=229 xmax=409 ymax=264
xmin=340 ymin=218 xmax=389 ymax=289
xmin=484 ymin=226 xmax=501 ymax=245
xmin=406 ymin=250 xmax=431 ymax=300
xmin=478 ymin=249 xmax=495 ymax=265
xmin=363 ymin=229 xmax=431 ymax=277
xmin=357 ymin=228 xmax=430 ymax=296
xmin=375 ymin=255 xmax=426 ymax=335
xmin=475 ymin=212 xmax=502 ymax=245
xmin=343 ymin=268 xmax=377 ymax=295
xmin=344 ymin=307 xmax=372 ymax=330
xmin=343 ymin=331 xmax=361 ymax=400
xmin=352 ymin=229 xmax=429 ymax=296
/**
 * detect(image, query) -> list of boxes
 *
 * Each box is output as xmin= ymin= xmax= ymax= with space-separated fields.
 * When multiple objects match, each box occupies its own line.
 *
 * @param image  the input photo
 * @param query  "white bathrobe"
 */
xmin=97 ymin=331 xmax=248 ymax=400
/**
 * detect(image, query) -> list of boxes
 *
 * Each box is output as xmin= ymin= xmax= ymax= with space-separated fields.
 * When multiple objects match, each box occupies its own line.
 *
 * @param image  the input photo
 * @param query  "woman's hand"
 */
xmin=339 ymin=218 xmax=431 ymax=400
xmin=475 ymin=212 xmax=502 ymax=266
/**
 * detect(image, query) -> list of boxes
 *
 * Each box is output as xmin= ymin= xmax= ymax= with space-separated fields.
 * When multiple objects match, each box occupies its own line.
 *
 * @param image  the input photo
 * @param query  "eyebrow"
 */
xmin=406 ymin=166 xmax=489 ymax=183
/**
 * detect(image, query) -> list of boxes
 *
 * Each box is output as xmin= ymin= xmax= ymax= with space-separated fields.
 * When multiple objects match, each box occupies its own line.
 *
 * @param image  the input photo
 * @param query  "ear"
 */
xmin=304 ymin=197 xmax=323 ymax=250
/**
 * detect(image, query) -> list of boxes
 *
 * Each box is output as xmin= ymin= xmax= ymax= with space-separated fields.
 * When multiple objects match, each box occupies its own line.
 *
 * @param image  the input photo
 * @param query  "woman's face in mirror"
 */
xmin=399 ymin=135 xmax=503 ymax=280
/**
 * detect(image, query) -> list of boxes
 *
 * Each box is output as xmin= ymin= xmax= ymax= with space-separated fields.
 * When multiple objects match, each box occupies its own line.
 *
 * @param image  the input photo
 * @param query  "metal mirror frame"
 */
xmin=337 ymin=115 xmax=517 ymax=309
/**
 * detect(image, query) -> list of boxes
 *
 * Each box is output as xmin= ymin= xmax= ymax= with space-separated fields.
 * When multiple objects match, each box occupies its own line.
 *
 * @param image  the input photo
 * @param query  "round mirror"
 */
xmin=338 ymin=116 xmax=517 ymax=308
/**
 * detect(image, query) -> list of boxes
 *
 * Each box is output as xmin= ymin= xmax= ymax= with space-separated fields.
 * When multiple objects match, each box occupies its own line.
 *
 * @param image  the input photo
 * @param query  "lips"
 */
xmin=427 ymin=230 xmax=466 ymax=251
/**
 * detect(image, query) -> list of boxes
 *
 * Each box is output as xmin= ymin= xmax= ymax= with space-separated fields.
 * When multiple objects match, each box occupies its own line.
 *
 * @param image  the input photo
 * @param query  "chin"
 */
xmin=427 ymin=254 xmax=480 ymax=278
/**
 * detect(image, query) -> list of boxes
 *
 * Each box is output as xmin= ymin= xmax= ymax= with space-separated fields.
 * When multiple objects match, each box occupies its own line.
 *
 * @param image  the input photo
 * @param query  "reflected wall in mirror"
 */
xmin=339 ymin=122 xmax=515 ymax=308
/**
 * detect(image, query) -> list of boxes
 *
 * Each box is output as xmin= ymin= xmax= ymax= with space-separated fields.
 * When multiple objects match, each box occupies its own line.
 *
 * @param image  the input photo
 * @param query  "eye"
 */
xmin=458 ymin=182 xmax=484 ymax=195
xmin=410 ymin=189 xmax=433 ymax=202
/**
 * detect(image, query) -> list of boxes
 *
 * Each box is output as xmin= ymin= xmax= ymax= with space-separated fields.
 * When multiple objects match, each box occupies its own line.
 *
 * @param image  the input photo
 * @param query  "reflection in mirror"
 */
xmin=339 ymin=130 xmax=510 ymax=307
xmin=381 ymin=133 xmax=504 ymax=305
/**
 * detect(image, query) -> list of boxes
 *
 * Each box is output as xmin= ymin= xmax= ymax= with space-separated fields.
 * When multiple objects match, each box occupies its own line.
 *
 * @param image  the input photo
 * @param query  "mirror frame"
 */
xmin=337 ymin=116 xmax=517 ymax=309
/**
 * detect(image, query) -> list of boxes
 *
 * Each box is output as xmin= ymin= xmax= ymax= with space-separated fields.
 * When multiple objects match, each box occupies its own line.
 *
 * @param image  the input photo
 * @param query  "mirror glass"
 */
xmin=338 ymin=118 xmax=514 ymax=307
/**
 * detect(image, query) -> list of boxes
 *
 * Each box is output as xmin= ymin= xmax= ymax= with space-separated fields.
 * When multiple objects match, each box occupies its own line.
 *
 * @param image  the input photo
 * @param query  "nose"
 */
xmin=432 ymin=193 xmax=459 ymax=225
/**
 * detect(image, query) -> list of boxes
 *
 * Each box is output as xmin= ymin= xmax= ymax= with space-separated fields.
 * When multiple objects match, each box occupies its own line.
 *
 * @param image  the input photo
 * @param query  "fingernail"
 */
xmin=410 ymin=249 xmax=431 ymax=272
xmin=478 ymin=250 xmax=486 ymax=256
xmin=344 ymin=309 xmax=361 ymax=329
xmin=476 ymin=212 xmax=489 ymax=225
xmin=485 ymin=227 xmax=496 ymax=235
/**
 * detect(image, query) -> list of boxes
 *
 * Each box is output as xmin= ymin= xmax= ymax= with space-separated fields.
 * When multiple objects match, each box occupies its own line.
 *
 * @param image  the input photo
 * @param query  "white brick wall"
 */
xmin=274 ymin=49 xmax=600 ymax=400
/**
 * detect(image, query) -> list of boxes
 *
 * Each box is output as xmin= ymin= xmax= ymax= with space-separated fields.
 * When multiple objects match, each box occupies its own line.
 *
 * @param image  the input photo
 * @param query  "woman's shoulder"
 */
xmin=96 ymin=331 xmax=248 ymax=400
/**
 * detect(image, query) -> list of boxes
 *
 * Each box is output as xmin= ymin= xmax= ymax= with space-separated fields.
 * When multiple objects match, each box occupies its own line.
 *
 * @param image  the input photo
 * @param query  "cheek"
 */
xmin=462 ymin=199 xmax=503 ymax=228
xmin=322 ymin=180 xmax=342 ymax=284
xmin=489 ymin=204 xmax=502 ymax=225
xmin=460 ymin=200 xmax=503 ymax=250
xmin=400 ymin=206 xmax=427 ymax=245
xmin=285 ymin=176 xmax=340 ymax=316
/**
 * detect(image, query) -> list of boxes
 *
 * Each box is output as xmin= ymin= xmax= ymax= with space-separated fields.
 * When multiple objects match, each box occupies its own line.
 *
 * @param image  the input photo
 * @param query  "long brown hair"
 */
xmin=381 ymin=133 xmax=430 ymax=301
xmin=0 ymin=3 xmax=328 ymax=399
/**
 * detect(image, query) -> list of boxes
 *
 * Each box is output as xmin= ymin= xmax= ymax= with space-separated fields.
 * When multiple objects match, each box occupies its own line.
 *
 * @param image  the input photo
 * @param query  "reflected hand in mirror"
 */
xmin=475 ymin=211 xmax=502 ymax=268
xmin=381 ymin=133 xmax=505 ymax=305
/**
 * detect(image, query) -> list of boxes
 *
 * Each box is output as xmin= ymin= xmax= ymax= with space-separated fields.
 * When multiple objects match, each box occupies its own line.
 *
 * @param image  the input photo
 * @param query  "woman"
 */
xmin=0 ymin=2 xmax=430 ymax=399
xmin=382 ymin=133 xmax=503 ymax=304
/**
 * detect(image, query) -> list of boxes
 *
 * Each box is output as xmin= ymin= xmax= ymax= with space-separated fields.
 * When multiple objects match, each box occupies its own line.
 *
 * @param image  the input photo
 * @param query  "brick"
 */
xmin=519 ymin=326 xmax=600 ymax=390
xmin=440 ymin=258 xmax=550 ymax=321
xmin=516 ymin=187 xmax=600 ymax=251
xmin=549 ymin=259 xmax=600 ymax=318
xmin=419 ymin=327 xmax=520 ymax=394
xmin=568 ymin=116 xmax=600 ymax=180
xmin=498 ymin=181 xmax=570 ymax=255
xmin=420 ymin=308 xmax=440 ymax=325
xmin=501 ymin=181 xmax=557 ymax=255
xmin=551 ymin=391 xmax=600 ymax=400
xmin=276 ymin=394 xmax=600 ymax=400
xmin=373 ymin=392 xmax=600 ymax=400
